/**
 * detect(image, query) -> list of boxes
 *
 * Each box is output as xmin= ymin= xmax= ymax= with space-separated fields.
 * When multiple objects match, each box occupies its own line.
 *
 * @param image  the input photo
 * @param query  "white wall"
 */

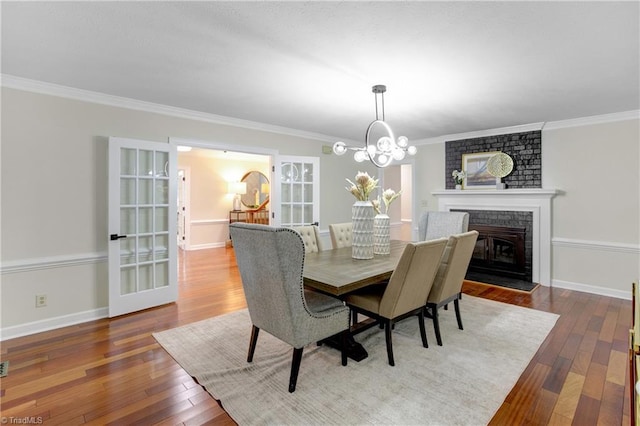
xmin=542 ymin=119 xmax=640 ymax=296
xmin=0 ymin=87 xmax=374 ymax=337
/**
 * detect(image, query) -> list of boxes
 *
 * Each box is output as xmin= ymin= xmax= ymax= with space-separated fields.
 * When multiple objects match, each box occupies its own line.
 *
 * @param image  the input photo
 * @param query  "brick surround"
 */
xmin=445 ymin=130 xmax=542 ymax=189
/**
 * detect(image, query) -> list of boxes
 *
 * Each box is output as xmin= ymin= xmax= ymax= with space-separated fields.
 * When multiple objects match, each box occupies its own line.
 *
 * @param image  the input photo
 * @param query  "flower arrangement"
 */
xmin=374 ymin=188 xmax=402 ymax=214
xmin=452 ymin=170 xmax=466 ymax=185
xmin=371 ymin=198 xmax=381 ymax=214
xmin=345 ymin=171 xmax=378 ymax=201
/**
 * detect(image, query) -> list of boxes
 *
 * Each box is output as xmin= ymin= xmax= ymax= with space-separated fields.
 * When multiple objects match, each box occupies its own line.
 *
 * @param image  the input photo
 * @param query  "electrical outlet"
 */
xmin=36 ymin=294 xmax=47 ymax=308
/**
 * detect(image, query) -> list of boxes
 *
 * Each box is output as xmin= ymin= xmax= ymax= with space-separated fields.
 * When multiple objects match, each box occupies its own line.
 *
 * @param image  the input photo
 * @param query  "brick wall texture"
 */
xmin=444 ymin=130 xmax=542 ymax=189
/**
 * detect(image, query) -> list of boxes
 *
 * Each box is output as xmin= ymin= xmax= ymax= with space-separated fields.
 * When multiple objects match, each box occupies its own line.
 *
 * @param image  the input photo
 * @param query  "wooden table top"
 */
xmin=303 ymin=240 xmax=409 ymax=296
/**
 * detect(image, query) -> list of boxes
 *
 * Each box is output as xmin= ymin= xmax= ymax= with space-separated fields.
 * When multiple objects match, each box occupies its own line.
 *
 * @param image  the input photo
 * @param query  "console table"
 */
xmin=229 ymin=209 xmax=270 ymax=225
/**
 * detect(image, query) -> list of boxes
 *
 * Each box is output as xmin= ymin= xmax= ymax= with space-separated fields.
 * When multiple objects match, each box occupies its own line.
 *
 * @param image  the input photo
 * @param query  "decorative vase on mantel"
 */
xmin=455 ymin=184 xmax=462 ymax=190
xmin=352 ymin=200 xmax=375 ymax=259
xmin=373 ymin=213 xmax=391 ymax=255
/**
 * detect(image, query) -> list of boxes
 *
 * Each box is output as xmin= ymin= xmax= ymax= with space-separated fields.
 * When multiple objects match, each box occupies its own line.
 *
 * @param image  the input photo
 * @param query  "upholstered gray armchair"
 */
xmin=229 ymin=222 xmax=350 ymax=392
xmin=329 ymin=222 xmax=352 ymax=249
xmin=292 ymin=225 xmax=324 ymax=253
xmin=417 ymin=211 xmax=469 ymax=241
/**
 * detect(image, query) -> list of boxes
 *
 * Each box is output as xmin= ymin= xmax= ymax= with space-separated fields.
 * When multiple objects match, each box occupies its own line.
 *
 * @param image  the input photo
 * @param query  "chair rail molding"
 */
xmin=1 ymin=252 xmax=107 ymax=275
xmin=432 ymin=189 xmax=558 ymax=286
xmin=552 ymin=237 xmax=640 ymax=254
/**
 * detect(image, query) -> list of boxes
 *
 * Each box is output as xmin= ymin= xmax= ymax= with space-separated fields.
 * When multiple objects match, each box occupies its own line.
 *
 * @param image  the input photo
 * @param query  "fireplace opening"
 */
xmin=452 ymin=208 xmax=536 ymax=291
xmin=469 ymin=225 xmax=526 ymax=279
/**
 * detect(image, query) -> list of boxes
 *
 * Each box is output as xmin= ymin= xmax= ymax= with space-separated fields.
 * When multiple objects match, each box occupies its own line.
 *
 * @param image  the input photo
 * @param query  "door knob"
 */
xmin=110 ymin=234 xmax=127 ymax=241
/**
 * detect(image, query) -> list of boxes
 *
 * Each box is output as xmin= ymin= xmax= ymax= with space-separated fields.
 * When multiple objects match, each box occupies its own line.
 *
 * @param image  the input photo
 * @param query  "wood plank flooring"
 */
xmin=0 ymin=247 xmax=631 ymax=425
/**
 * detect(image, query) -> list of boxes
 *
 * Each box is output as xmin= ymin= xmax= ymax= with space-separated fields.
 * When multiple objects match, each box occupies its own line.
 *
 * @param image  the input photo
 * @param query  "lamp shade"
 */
xmin=261 ymin=183 xmax=270 ymax=194
xmin=228 ymin=181 xmax=247 ymax=195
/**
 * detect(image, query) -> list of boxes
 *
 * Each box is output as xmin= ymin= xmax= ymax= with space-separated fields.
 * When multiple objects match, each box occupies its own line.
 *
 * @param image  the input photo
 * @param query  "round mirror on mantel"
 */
xmin=240 ymin=171 xmax=269 ymax=208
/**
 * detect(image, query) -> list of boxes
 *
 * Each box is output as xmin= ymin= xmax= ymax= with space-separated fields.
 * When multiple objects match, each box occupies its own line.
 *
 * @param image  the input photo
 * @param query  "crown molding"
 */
xmin=413 ymin=122 xmax=545 ymax=146
xmin=413 ymin=109 xmax=639 ymax=146
xmin=4 ymin=74 xmax=637 ymax=146
xmin=0 ymin=74 xmax=338 ymax=143
xmin=541 ymin=110 xmax=640 ymax=130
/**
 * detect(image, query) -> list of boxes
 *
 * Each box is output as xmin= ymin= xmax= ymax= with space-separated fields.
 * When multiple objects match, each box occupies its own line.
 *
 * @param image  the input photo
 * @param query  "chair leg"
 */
xmin=385 ymin=319 xmax=395 ymax=366
xmin=418 ymin=310 xmax=429 ymax=348
xmin=351 ymin=310 xmax=358 ymax=326
xmin=432 ymin=306 xmax=443 ymax=346
xmin=288 ymin=347 xmax=304 ymax=393
xmin=454 ymin=297 xmax=464 ymax=330
xmin=247 ymin=325 xmax=260 ymax=362
xmin=341 ymin=330 xmax=348 ymax=366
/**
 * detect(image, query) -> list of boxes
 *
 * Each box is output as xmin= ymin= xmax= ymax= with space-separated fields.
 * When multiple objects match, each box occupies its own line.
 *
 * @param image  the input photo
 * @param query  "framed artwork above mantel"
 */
xmin=462 ymin=152 xmax=499 ymax=189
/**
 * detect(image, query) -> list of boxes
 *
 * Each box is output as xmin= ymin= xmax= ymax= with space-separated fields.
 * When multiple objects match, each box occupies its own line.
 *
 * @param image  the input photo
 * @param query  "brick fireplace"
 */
xmin=432 ymin=189 xmax=557 ymax=286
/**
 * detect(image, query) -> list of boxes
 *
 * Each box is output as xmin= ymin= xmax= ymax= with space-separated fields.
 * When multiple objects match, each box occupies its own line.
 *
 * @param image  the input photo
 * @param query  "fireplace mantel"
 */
xmin=432 ymin=189 xmax=558 ymax=198
xmin=432 ymin=188 xmax=558 ymax=286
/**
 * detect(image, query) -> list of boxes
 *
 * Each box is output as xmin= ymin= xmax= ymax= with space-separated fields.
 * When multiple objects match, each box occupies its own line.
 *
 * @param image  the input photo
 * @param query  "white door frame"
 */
xmin=177 ymin=167 xmax=191 ymax=250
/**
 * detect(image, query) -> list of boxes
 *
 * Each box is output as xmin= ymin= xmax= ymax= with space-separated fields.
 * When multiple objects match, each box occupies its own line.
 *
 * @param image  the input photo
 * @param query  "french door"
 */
xmin=108 ymin=137 xmax=178 ymax=317
xmin=276 ymin=155 xmax=320 ymax=227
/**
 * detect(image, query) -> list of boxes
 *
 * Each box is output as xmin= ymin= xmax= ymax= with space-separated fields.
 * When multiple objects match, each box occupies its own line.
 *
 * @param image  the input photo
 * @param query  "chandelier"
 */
xmin=333 ymin=84 xmax=416 ymax=168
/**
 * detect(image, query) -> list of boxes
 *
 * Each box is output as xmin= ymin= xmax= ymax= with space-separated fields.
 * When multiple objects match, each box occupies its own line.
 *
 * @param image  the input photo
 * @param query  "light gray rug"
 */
xmin=154 ymin=296 xmax=558 ymax=425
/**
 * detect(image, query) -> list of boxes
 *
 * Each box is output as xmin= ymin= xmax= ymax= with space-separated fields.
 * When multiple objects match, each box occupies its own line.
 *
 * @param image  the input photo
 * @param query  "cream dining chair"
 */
xmin=344 ymin=238 xmax=448 ymax=366
xmin=426 ymin=230 xmax=479 ymax=346
xmin=329 ymin=222 xmax=353 ymax=249
xmin=229 ymin=222 xmax=350 ymax=392
xmin=292 ymin=225 xmax=324 ymax=253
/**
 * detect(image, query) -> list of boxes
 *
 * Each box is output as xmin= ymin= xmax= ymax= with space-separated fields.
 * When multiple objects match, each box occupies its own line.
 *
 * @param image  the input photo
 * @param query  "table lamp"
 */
xmin=228 ymin=182 xmax=247 ymax=211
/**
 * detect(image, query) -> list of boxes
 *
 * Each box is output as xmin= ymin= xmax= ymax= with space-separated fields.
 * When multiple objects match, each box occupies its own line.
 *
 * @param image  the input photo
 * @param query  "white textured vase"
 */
xmin=374 ymin=213 xmax=391 ymax=255
xmin=352 ymin=200 xmax=374 ymax=259
xmin=455 ymin=184 xmax=462 ymax=190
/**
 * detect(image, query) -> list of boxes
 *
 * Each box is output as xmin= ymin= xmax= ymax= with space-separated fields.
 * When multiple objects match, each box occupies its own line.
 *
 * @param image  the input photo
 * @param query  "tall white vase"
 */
xmin=374 ymin=213 xmax=391 ymax=255
xmin=352 ymin=200 xmax=374 ymax=259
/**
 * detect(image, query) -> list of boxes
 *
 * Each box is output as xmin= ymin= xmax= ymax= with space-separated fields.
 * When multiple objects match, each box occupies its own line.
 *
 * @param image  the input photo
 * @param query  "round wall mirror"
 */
xmin=241 ymin=171 xmax=269 ymax=208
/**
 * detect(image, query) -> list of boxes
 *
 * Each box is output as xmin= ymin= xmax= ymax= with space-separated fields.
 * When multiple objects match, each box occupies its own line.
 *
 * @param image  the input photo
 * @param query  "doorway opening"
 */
xmin=176 ymin=146 xmax=272 ymax=252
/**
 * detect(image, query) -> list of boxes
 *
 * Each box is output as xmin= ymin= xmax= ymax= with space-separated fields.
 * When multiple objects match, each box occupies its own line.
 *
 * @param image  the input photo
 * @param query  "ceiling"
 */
xmin=2 ymin=1 xmax=638 ymax=143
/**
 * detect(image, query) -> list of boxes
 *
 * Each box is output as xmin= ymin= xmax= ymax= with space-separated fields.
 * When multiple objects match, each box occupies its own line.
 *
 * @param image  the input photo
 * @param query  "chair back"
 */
xmin=418 ymin=211 xmax=469 ymax=240
xmin=230 ymin=222 xmax=308 ymax=345
xmin=378 ymin=238 xmax=448 ymax=319
xmin=329 ymin=222 xmax=353 ymax=249
xmin=427 ymin=231 xmax=479 ymax=304
xmin=292 ymin=225 xmax=324 ymax=253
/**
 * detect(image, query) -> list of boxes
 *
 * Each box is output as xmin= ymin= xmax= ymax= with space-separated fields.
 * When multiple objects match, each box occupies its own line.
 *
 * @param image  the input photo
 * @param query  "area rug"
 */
xmin=154 ymin=296 xmax=558 ymax=425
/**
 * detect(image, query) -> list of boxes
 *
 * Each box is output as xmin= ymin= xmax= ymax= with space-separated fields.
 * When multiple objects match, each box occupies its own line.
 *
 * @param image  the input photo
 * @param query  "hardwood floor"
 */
xmin=0 ymin=247 xmax=631 ymax=425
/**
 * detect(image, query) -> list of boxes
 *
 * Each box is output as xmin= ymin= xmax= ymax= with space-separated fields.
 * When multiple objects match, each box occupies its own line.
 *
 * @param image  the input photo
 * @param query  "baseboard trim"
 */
xmin=187 ymin=242 xmax=227 ymax=250
xmin=1 ymin=307 xmax=109 ymax=341
xmin=552 ymin=279 xmax=630 ymax=300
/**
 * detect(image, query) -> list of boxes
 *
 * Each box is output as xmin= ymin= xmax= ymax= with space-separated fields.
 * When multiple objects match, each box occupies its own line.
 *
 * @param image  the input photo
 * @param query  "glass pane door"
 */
xmin=108 ymin=138 xmax=177 ymax=317
xmin=277 ymin=156 xmax=319 ymax=227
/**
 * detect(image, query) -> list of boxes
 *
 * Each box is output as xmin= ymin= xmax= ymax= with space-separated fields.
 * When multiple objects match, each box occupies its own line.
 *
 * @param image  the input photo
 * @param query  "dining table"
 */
xmin=302 ymin=240 xmax=410 ymax=360
xmin=302 ymin=240 xmax=409 ymax=296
